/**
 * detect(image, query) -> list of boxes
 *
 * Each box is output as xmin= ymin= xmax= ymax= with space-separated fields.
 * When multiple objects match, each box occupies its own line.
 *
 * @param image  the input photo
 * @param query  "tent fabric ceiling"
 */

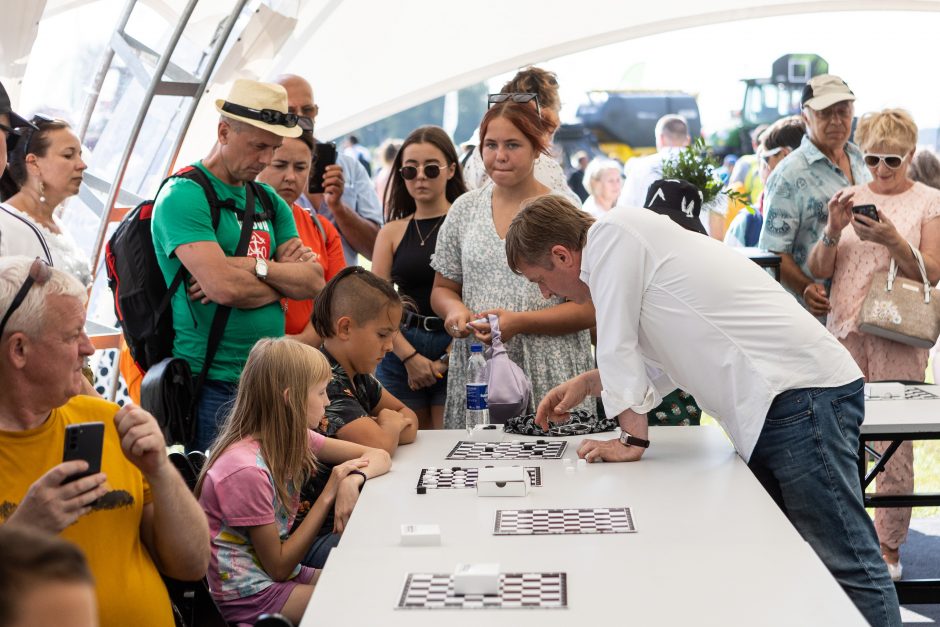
xmin=268 ymin=0 xmax=940 ymax=140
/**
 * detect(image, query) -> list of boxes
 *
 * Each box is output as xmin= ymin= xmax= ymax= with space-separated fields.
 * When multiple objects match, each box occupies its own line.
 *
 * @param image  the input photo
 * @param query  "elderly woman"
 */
xmin=581 ymin=158 xmax=623 ymax=218
xmin=808 ymin=108 xmax=940 ymax=582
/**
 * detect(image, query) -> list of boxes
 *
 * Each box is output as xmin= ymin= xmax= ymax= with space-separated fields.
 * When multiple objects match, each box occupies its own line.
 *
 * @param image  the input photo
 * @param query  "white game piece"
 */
xmin=477 ymin=466 xmax=528 ymax=496
xmin=400 ymin=523 xmax=442 ymax=546
xmin=565 ymin=465 xmax=575 ymax=473
xmin=864 ymin=382 xmax=906 ymax=400
xmin=562 ymin=458 xmax=573 ymax=466
xmin=469 ymin=423 xmax=504 ymax=442
xmin=453 ymin=563 xmax=500 ymax=595
xmin=576 ymin=458 xmax=588 ymax=469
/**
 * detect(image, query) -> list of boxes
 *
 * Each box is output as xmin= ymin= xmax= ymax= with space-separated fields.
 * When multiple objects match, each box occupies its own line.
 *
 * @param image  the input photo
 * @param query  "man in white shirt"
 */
xmin=504 ymin=189 xmax=900 ymax=627
xmin=619 ymin=114 xmax=690 ymax=209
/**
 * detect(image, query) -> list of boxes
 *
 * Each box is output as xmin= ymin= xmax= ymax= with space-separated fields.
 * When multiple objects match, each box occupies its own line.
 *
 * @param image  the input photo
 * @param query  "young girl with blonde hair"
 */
xmin=196 ymin=337 xmax=390 ymax=626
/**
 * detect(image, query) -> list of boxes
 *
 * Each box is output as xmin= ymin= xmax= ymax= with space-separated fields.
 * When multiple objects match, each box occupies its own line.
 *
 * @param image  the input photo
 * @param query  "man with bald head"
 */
xmin=276 ymin=74 xmax=382 ymax=263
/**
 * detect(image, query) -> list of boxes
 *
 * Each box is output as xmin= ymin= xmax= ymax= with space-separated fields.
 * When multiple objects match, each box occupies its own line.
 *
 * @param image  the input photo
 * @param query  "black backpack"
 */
xmin=105 ymin=166 xmax=273 ymax=373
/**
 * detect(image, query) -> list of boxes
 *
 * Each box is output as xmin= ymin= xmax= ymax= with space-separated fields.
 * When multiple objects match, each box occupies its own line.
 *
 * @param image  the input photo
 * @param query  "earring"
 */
xmin=38 ymin=180 xmax=46 ymax=204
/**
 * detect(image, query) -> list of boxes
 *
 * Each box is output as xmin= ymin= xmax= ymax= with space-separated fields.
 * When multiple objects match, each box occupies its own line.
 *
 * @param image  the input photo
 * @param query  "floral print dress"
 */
xmin=431 ymin=185 xmax=596 ymax=429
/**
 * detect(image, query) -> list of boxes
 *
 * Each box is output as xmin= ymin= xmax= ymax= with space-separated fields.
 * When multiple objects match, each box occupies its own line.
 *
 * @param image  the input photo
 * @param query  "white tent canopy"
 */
xmin=171 ymin=0 xmax=940 ymax=163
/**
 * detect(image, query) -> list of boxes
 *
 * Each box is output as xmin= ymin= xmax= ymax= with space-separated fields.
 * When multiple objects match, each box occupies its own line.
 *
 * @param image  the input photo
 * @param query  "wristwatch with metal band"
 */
xmin=254 ymin=257 xmax=269 ymax=280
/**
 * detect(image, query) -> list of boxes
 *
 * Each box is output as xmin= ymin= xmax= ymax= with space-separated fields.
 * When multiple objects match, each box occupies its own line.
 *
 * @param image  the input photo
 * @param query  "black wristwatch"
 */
xmin=619 ymin=431 xmax=650 ymax=449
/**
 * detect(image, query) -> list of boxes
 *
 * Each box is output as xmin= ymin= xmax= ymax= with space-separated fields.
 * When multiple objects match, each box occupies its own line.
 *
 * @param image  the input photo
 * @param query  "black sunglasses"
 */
xmin=399 ymin=163 xmax=448 ymax=180
xmin=487 ymin=92 xmax=541 ymax=117
xmin=220 ymin=102 xmax=299 ymax=128
xmin=0 ymin=258 xmax=53 ymax=338
xmin=8 ymin=114 xmax=54 ymax=156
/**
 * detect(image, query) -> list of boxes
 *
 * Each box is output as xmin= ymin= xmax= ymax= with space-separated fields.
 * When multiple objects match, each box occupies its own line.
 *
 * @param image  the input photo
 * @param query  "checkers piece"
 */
xmin=494 ymin=507 xmax=636 ymax=535
xmin=417 ymin=466 xmax=542 ymax=490
xmin=446 ymin=440 xmax=567 ymax=460
xmin=397 ymin=572 xmax=567 ymax=610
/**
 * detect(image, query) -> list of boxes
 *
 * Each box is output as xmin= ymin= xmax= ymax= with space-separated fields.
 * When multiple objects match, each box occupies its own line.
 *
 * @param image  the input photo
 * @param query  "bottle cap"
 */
xmin=470 ymin=344 xmax=484 ymax=353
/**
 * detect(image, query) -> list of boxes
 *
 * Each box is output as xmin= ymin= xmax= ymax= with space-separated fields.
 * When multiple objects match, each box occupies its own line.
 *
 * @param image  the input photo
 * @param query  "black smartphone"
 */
xmin=62 ymin=422 xmax=104 ymax=484
xmin=308 ymin=141 xmax=337 ymax=194
xmin=852 ymin=204 xmax=879 ymax=222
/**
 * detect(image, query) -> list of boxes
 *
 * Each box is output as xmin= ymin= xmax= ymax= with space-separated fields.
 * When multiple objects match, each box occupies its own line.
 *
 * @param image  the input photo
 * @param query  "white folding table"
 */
xmin=301 ymin=427 xmax=865 ymax=626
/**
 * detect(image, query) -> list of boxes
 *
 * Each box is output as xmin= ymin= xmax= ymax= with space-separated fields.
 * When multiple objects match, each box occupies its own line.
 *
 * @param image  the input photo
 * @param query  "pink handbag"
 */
xmin=482 ymin=314 xmax=533 ymax=423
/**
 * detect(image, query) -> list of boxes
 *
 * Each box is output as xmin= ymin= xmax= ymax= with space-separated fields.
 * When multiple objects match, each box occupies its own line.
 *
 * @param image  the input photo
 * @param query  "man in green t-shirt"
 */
xmin=151 ymin=79 xmax=325 ymax=451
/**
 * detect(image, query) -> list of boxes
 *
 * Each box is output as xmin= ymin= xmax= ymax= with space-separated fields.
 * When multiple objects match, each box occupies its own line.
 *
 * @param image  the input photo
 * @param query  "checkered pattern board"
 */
xmin=446 ymin=440 xmax=567 ymax=460
xmin=418 ymin=466 xmax=542 ymax=489
xmin=905 ymin=386 xmax=940 ymax=400
xmin=397 ymin=572 xmax=567 ymax=609
xmin=494 ymin=507 xmax=636 ymax=535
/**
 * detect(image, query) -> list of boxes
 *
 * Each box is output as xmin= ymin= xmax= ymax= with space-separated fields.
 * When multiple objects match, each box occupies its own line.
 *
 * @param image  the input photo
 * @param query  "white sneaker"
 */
xmin=885 ymin=560 xmax=903 ymax=582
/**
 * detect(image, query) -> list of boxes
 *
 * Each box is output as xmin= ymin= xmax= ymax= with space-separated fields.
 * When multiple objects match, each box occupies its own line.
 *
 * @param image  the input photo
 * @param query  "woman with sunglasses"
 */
xmin=0 ymin=116 xmax=91 ymax=287
xmin=463 ymin=67 xmax=580 ymax=205
xmin=431 ymin=101 xmax=596 ymax=429
xmin=371 ymin=126 xmax=467 ymax=429
xmin=808 ymin=108 xmax=940 ymax=582
xmin=258 ymin=130 xmax=346 ymax=347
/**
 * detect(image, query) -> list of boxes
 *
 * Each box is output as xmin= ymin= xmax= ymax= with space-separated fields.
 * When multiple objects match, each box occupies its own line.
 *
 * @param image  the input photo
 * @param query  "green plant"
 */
xmin=662 ymin=137 xmax=753 ymax=213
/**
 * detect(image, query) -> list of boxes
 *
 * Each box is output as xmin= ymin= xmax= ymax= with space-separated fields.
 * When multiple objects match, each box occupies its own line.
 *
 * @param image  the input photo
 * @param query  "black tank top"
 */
xmin=391 ymin=216 xmax=445 ymax=317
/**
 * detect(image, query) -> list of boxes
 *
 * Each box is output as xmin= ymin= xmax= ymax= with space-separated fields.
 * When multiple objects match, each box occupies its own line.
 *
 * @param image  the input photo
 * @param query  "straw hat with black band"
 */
xmin=215 ymin=79 xmax=302 ymax=139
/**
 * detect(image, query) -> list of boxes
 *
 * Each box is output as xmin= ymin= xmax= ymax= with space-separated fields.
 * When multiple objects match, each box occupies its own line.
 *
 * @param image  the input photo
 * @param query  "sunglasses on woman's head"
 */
xmin=399 ymin=163 xmax=447 ymax=180
xmin=487 ymin=92 xmax=541 ymax=117
xmin=8 ymin=114 xmax=56 ymax=156
xmin=863 ymin=153 xmax=905 ymax=169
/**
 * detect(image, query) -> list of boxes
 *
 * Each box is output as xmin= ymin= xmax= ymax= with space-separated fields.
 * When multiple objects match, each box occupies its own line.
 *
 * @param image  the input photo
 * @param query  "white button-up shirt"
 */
xmin=582 ymin=208 xmax=862 ymax=461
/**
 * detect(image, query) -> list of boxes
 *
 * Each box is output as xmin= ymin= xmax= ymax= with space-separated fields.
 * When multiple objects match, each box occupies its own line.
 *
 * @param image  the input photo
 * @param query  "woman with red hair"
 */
xmin=430 ymin=101 xmax=596 ymax=428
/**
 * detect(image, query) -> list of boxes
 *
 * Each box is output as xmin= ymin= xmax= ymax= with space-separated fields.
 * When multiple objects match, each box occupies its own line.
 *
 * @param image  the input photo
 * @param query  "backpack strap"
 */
xmin=311 ymin=212 xmax=327 ymax=246
xmin=0 ymin=204 xmax=53 ymax=264
xmin=191 ymin=183 xmax=258 ymax=409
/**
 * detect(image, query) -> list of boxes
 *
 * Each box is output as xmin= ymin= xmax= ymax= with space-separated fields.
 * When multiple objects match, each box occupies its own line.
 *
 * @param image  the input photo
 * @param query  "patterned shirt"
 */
xmin=316 ymin=348 xmax=384 ymax=437
xmin=758 ymin=136 xmax=871 ymax=302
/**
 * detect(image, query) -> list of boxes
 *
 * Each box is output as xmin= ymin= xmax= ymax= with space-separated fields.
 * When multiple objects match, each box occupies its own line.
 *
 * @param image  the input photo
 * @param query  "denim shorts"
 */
xmin=375 ymin=324 xmax=451 ymax=410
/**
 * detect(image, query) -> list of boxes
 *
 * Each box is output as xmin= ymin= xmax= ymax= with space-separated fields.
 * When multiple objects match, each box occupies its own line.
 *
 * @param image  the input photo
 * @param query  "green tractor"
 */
xmin=710 ymin=54 xmax=829 ymax=157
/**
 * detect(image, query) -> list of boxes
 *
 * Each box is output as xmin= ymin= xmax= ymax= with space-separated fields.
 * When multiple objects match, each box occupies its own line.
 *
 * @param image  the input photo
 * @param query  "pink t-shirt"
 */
xmin=199 ymin=430 xmax=326 ymax=602
xmin=828 ymin=182 xmax=940 ymax=339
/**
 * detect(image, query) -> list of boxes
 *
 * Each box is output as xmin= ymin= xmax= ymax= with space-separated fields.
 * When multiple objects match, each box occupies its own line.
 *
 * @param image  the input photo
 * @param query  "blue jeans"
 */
xmin=301 ymin=532 xmax=341 ymax=568
xmin=749 ymin=379 xmax=900 ymax=627
xmin=375 ymin=325 xmax=450 ymax=410
xmin=191 ymin=379 xmax=238 ymax=453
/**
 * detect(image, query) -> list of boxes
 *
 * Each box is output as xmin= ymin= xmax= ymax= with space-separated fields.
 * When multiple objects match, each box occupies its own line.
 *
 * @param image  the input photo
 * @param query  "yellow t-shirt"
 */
xmin=0 ymin=396 xmax=174 ymax=627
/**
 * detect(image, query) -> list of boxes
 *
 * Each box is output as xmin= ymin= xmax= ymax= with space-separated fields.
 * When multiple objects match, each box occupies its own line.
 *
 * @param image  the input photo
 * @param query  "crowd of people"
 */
xmin=2 ymin=63 xmax=939 ymax=627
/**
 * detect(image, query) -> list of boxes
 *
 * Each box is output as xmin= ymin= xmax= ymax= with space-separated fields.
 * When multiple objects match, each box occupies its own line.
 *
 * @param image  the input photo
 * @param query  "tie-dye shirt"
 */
xmin=199 ymin=432 xmax=325 ymax=601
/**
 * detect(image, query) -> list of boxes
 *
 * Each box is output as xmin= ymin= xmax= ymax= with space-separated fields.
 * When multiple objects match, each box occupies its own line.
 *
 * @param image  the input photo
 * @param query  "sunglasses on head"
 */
xmin=8 ymin=114 xmax=54 ymax=156
xmin=221 ymin=102 xmax=300 ymax=128
xmin=399 ymin=163 xmax=449 ymax=180
xmin=863 ymin=153 xmax=906 ymax=169
xmin=298 ymin=116 xmax=314 ymax=132
xmin=0 ymin=258 xmax=53 ymax=338
xmin=487 ymin=92 xmax=541 ymax=117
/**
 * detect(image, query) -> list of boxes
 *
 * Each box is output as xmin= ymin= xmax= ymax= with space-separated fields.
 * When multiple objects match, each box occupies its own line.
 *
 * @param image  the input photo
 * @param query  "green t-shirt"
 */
xmin=151 ymin=162 xmax=298 ymax=383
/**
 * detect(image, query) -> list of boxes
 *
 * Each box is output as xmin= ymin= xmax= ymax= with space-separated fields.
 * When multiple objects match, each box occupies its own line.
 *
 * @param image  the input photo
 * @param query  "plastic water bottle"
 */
xmin=465 ymin=344 xmax=490 ymax=433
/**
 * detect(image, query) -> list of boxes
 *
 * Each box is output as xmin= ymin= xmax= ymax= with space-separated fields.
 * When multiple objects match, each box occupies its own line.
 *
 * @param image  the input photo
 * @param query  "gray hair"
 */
xmin=655 ymin=114 xmax=690 ymax=147
xmin=583 ymin=158 xmax=622 ymax=197
xmin=0 ymin=257 xmax=85 ymax=338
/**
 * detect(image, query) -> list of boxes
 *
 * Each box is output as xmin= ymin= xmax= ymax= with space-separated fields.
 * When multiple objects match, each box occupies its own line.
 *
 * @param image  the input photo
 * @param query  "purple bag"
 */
xmin=483 ymin=313 xmax=533 ymax=423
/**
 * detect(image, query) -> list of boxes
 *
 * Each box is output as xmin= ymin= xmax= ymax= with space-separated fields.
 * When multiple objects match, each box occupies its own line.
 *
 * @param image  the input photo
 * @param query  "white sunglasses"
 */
xmin=863 ymin=153 xmax=906 ymax=170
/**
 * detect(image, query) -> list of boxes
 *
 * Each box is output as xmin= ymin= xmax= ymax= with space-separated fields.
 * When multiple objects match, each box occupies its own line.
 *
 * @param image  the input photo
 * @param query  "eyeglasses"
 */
xmin=399 ymin=163 xmax=449 ymax=180
xmin=488 ymin=92 xmax=541 ymax=117
xmin=810 ymin=105 xmax=853 ymax=121
xmin=863 ymin=153 xmax=906 ymax=170
xmin=0 ymin=258 xmax=52 ymax=338
xmin=298 ymin=116 xmax=314 ymax=132
xmin=220 ymin=102 xmax=300 ymax=128
xmin=759 ymin=146 xmax=783 ymax=165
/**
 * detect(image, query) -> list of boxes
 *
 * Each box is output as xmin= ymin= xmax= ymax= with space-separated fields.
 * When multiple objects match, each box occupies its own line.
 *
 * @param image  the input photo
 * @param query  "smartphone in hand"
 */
xmin=62 ymin=422 xmax=104 ymax=484
xmin=852 ymin=204 xmax=879 ymax=222
xmin=308 ymin=141 xmax=338 ymax=194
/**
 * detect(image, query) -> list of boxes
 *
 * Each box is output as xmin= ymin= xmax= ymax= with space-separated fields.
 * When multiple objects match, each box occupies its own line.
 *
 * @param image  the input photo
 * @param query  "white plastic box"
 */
xmin=476 ymin=466 xmax=528 ymax=497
